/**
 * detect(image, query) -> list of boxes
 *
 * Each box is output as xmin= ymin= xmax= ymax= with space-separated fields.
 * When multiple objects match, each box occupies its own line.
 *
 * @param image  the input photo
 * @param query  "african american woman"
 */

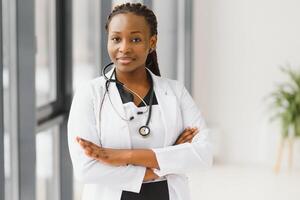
xmin=68 ymin=3 xmax=213 ymax=200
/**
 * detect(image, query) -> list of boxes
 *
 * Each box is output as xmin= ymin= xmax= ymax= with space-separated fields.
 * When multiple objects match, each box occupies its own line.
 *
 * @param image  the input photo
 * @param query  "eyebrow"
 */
xmin=111 ymin=31 xmax=142 ymax=34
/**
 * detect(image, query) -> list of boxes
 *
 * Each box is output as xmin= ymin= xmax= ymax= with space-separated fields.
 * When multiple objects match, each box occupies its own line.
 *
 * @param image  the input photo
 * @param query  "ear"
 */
xmin=149 ymin=35 xmax=157 ymax=49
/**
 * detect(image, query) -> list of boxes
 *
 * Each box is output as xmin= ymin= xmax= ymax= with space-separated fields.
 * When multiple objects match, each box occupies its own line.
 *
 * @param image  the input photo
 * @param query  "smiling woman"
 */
xmin=67 ymin=3 xmax=212 ymax=200
xmin=107 ymin=12 xmax=156 ymax=72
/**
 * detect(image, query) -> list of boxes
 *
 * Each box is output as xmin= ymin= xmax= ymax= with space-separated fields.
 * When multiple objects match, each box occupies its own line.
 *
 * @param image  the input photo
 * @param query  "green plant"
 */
xmin=269 ymin=65 xmax=300 ymax=138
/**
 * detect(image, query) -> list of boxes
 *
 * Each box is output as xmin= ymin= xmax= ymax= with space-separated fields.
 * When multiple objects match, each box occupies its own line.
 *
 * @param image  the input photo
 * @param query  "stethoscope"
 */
xmin=99 ymin=62 xmax=154 ymax=138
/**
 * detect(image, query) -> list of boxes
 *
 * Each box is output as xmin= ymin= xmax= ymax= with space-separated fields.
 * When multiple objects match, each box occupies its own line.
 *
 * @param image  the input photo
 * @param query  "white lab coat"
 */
xmin=68 ymin=67 xmax=213 ymax=200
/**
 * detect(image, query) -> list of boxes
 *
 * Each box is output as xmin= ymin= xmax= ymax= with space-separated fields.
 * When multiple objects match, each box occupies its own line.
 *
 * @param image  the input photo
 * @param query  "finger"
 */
xmin=190 ymin=127 xmax=198 ymax=132
xmin=176 ymin=134 xmax=191 ymax=144
xmin=78 ymin=139 xmax=102 ymax=152
xmin=187 ymin=130 xmax=200 ymax=142
xmin=78 ymin=140 xmax=88 ymax=148
xmin=183 ymin=134 xmax=196 ymax=142
xmin=175 ymin=128 xmax=198 ymax=144
xmin=178 ymin=136 xmax=194 ymax=145
xmin=79 ymin=140 xmax=95 ymax=149
xmin=180 ymin=130 xmax=194 ymax=138
xmin=188 ymin=128 xmax=198 ymax=135
xmin=176 ymin=131 xmax=193 ymax=144
xmin=77 ymin=138 xmax=90 ymax=148
xmin=88 ymin=143 xmax=101 ymax=151
xmin=175 ymin=128 xmax=199 ymax=145
xmin=183 ymin=127 xmax=195 ymax=134
xmin=77 ymin=137 xmax=98 ymax=147
xmin=190 ymin=129 xmax=199 ymax=138
xmin=192 ymin=130 xmax=199 ymax=137
xmin=180 ymin=130 xmax=197 ymax=141
xmin=176 ymin=133 xmax=189 ymax=144
xmin=185 ymin=128 xmax=192 ymax=132
xmin=185 ymin=127 xmax=197 ymax=131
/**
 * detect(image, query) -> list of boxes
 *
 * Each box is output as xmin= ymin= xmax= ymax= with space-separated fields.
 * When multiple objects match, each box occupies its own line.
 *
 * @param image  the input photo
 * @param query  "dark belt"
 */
xmin=121 ymin=180 xmax=169 ymax=200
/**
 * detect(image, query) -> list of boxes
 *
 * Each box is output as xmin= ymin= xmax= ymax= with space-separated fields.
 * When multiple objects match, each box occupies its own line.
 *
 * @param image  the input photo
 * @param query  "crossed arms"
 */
xmin=76 ymin=127 xmax=199 ymax=181
xmin=67 ymin=81 xmax=212 ymax=193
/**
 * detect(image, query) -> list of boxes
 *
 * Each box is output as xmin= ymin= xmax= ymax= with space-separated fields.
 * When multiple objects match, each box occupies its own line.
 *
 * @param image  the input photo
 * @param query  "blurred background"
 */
xmin=1 ymin=0 xmax=300 ymax=200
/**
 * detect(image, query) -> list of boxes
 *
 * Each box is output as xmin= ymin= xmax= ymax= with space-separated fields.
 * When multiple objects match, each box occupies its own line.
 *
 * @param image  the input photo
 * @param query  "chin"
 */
xmin=116 ymin=63 xmax=140 ymax=73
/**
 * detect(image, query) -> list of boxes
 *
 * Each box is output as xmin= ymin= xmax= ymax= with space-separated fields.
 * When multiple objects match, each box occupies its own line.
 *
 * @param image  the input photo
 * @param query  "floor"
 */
xmin=74 ymin=164 xmax=300 ymax=200
xmin=188 ymin=164 xmax=300 ymax=200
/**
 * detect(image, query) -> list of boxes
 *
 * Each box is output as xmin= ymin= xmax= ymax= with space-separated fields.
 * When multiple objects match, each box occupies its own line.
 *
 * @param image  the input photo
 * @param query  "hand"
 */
xmin=174 ymin=127 xmax=199 ymax=145
xmin=76 ymin=137 xmax=131 ymax=167
xmin=143 ymin=168 xmax=159 ymax=181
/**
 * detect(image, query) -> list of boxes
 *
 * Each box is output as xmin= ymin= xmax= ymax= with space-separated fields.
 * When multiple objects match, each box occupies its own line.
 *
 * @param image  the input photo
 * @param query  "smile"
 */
xmin=117 ymin=57 xmax=135 ymax=65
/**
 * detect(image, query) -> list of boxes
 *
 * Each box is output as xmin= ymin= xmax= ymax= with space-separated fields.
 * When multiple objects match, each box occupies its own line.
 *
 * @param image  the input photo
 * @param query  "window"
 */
xmin=35 ymin=0 xmax=57 ymax=107
xmin=36 ymin=126 xmax=59 ymax=200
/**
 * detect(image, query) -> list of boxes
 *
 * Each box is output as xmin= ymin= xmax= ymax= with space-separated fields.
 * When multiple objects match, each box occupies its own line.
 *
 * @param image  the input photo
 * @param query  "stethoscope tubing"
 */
xmin=99 ymin=62 xmax=153 ymax=139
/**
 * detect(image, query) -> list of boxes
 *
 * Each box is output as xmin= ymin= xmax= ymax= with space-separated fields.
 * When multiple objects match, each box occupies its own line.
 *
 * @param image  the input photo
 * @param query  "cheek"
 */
xmin=107 ymin=43 xmax=118 ymax=60
xmin=136 ymin=45 xmax=150 ymax=59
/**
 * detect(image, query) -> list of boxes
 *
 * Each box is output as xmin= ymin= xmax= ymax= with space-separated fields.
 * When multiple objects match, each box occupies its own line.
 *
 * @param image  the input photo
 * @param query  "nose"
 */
xmin=119 ymin=40 xmax=131 ymax=53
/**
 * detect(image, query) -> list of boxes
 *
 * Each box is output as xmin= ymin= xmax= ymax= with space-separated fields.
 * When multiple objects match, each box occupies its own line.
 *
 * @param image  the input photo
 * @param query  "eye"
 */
xmin=131 ymin=37 xmax=141 ymax=43
xmin=111 ymin=37 xmax=121 ymax=43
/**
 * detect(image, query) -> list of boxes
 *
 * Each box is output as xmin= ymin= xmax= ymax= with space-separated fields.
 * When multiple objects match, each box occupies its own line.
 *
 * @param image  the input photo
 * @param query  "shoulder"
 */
xmin=87 ymin=76 xmax=106 ymax=92
xmin=73 ymin=76 xmax=106 ymax=100
xmin=153 ymin=75 xmax=185 ymax=98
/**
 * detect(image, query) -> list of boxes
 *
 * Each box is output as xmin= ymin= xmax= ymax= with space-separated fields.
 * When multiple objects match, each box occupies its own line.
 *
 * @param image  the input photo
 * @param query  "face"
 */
xmin=107 ymin=13 xmax=157 ymax=73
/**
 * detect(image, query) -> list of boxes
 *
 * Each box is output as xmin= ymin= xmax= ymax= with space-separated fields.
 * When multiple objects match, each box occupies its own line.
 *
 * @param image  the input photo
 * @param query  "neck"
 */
xmin=115 ymin=66 xmax=149 ymax=87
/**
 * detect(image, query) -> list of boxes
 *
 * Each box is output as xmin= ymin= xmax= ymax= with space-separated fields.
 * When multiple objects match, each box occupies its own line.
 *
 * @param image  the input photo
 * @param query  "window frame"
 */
xmin=0 ymin=0 xmax=5 ymax=199
xmin=2 ymin=0 xmax=73 ymax=199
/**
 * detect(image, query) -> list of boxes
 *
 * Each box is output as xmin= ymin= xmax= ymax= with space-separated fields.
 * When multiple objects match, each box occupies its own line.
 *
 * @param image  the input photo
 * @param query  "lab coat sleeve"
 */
xmin=151 ymin=82 xmax=213 ymax=177
xmin=68 ymin=82 xmax=146 ymax=193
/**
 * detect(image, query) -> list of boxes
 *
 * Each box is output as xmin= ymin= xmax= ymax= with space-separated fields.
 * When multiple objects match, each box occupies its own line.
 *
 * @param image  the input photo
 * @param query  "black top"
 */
xmin=121 ymin=180 xmax=169 ymax=200
xmin=115 ymin=70 xmax=158 ymax=107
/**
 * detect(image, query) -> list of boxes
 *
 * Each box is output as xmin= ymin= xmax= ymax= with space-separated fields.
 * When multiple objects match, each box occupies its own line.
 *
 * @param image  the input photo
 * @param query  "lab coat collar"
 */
xmin=103 ymin=65 xmax=171 ymax=97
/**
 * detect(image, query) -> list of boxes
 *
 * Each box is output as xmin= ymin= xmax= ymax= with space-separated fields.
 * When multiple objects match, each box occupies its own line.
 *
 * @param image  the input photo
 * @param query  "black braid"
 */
xmin=105 ymin=3 xmax=161 ymax=76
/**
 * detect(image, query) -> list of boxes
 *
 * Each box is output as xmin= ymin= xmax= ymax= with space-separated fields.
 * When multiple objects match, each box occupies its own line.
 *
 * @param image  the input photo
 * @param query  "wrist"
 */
xmin=126 ymin=149 xmax=159 ymax=169
xmin=125 ymin=150 xmax=133 ymax=165
xmin=144 ymin=168 xmax=159 ymax=181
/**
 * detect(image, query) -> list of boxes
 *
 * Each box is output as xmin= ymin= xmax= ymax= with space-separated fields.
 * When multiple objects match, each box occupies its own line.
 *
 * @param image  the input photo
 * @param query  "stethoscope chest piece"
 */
xmin=139 ymin=126 xmax=150 ymax=137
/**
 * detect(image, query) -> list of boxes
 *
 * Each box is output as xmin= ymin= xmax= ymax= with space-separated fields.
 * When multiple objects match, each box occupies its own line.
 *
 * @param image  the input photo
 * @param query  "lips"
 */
xmin=117 ymin=57 xmax=135 ymax=65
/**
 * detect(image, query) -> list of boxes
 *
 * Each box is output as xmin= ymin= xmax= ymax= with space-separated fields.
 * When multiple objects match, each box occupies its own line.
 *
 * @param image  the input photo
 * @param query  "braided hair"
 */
xmin=105 ymin=3 xmax=161 ymax=76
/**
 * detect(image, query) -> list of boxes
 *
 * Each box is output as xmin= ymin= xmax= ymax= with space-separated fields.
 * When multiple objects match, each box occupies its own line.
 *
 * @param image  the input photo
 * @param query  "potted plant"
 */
xmin=269 ymin=66 xmax=300 ymax=138
xmin=268 ymin=65 xmax=300 ymax=173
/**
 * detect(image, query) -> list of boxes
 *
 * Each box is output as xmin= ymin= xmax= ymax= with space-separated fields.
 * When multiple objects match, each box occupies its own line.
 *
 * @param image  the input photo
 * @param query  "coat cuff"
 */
xmin=151 ymin=143 xmax=191 ymax=177
xmin=121 ymin=165 xmax=146 ymax=193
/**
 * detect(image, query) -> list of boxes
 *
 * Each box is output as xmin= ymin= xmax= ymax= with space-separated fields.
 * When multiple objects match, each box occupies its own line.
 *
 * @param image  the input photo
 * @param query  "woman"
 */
xmin=68 ymin=3 xmax=212 ymax=200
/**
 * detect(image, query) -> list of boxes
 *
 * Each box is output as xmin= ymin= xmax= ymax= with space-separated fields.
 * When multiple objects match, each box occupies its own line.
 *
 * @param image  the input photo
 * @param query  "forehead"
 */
xmin=108 ymin=13 xmax=150 ymax=35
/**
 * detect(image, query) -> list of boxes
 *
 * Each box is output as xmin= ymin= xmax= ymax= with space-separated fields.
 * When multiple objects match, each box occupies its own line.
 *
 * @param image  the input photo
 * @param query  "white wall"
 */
xmin=193 ymin=0 xmax=300 ymax=166
xmin=153 ymin=0 xmax=178 ymax=79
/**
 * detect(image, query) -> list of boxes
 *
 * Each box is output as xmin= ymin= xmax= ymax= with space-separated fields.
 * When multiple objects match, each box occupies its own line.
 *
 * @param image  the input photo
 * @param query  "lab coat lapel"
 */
xmin=101 ymin=68 xmax=132 ymax=148
xmin=148 ymin=69 xmax=178 ymax=146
